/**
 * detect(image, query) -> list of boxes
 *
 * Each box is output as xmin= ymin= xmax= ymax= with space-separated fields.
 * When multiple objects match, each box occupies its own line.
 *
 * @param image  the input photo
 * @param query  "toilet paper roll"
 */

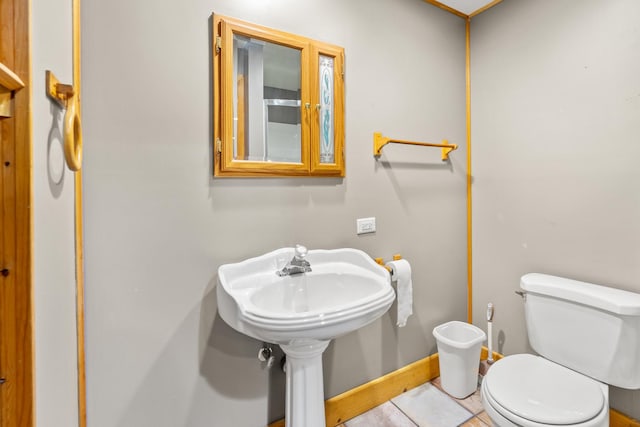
xmin=388 ymin=259 xmax=413 ymax=327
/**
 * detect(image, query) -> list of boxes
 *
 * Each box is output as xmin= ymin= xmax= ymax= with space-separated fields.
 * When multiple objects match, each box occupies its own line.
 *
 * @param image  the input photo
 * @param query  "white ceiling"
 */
xmin=432 ymin=0 xmax=498 ymax=16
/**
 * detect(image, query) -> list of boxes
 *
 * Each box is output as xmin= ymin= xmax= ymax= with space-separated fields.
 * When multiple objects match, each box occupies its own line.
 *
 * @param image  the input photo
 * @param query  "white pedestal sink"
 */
xmin=217 ymin=247 xmax=395 ymax=427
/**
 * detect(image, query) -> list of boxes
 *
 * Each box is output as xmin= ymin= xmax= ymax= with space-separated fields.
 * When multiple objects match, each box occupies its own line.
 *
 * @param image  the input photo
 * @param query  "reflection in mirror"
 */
xmin=233 ymin=34 xmax=302 ymax=163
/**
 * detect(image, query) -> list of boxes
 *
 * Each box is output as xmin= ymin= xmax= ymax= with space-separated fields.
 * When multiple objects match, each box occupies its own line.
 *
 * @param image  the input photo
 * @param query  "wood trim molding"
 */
xmin=268 ymin=419 xmax=285 ymax=427
xmin=422 ymin=0 xmax=503 ymax=19
xmin=468 ymin=0 xmax=503 ymax=18
xmin=465 ymin=18 xmax=473 ymax=324
xmin=0 ymin=62 xmax=25 ymax=91
xmin=75 ymin=171 xmax=86 ymax=427
xmin=72 ymin=0 xmax=87 ymax=426
xmin=422 ymin=0 xmax=468 ymax=19
xmin=0 ymin=0 xmax=34 ymax=424
xmin=611 ymin=409 xmax=640 ymax=427
xmin=480 ymin=346 xmax=502 ymax=362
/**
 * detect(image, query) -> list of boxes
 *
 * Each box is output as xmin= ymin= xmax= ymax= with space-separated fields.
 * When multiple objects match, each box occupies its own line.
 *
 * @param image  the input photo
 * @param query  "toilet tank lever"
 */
xmin=515 ymin=290 xmax=526 ymax=300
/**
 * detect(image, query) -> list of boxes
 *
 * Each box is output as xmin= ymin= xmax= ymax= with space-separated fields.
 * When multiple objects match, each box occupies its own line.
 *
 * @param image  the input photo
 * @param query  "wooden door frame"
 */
xmin=0 ymin=0 xmax=34 ymax=425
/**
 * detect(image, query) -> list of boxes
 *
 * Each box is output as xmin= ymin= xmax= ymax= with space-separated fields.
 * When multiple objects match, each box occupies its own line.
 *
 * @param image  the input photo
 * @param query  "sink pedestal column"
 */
xmin=280 ymin=340 xmax=330 ymax=427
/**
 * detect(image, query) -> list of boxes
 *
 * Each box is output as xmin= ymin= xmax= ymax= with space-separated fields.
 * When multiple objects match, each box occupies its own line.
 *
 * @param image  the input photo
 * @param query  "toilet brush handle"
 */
xmin=487 ymin=303 xmax=494 ymax=363
xmin=487 ymin=321 xmax=493 ymax=362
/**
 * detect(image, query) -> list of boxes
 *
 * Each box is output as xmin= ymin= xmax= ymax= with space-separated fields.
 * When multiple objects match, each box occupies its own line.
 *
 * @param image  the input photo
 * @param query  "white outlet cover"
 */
xmin=357 ymin=217 xmax=376 ymax=235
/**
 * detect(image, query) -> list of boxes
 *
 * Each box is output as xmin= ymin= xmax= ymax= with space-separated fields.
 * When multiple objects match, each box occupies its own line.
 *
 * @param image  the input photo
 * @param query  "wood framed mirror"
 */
xmin=213 ymin=14 xmax=344 ymax=177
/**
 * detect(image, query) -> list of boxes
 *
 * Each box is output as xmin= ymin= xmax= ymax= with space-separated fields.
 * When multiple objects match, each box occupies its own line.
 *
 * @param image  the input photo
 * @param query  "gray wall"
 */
xmin=32 ymin=0 xmax=79 ymax=425
xmin=471 ymin=0 xmax=640 ymax=419
xmin=82 ymin=0 xmax=467 ymax=425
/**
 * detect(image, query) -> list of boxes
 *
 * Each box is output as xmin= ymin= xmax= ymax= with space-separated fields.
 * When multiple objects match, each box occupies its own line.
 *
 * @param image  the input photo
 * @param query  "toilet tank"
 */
xmin=521 ymin=273 xmax=640 ymax=389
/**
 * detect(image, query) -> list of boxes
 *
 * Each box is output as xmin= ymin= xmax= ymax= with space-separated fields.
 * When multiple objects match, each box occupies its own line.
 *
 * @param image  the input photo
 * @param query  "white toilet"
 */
xmin=481 ymin=273 xmax=640 ymax=427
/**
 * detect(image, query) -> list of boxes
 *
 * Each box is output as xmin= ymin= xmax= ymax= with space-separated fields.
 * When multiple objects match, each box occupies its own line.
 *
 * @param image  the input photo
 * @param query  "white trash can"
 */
xmin=433 ymin=320 xmax=486 ymax=399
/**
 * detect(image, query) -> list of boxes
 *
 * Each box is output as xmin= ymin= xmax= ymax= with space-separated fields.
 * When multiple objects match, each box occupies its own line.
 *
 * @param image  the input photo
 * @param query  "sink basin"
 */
xmin=216 ymin=247 xmax=395 ymax=427
xmin=217 ymin=247 xmax=395 ymax=344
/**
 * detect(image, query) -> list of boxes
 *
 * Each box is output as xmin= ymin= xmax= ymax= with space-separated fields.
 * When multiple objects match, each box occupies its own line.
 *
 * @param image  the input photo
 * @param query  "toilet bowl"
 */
xmin=481 ymin=354 xmax=609 ymax=427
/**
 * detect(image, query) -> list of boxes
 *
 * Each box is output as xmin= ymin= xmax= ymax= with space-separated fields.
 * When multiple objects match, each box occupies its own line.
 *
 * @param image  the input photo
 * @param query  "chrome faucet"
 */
xmin=277 ymin=245 xmax=312 ymax=276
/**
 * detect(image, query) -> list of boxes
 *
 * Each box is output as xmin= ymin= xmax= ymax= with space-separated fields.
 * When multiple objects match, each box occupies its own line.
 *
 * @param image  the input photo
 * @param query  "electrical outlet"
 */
xmin=356 ymin=217 xmax=376 ymax=235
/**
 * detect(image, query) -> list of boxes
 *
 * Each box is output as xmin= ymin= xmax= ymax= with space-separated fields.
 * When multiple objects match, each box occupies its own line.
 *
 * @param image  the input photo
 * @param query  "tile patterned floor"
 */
xmin=338 ymin=369 xmax=493 ymax=427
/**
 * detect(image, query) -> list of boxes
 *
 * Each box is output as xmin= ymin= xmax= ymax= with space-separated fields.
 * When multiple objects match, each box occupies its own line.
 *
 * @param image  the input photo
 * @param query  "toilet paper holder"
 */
xmin=375 ymin=254 xmax=402 ymax=274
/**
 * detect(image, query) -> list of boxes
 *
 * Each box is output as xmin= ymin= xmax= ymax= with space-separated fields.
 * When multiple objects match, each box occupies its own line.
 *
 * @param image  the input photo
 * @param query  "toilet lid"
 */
xmin=484 ymin=354 xmax=605 ymax=425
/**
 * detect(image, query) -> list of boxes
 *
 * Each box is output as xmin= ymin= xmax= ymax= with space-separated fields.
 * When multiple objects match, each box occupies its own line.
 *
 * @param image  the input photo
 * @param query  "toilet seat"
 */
xmin=482 ymin=354 xmax=607 ymax=426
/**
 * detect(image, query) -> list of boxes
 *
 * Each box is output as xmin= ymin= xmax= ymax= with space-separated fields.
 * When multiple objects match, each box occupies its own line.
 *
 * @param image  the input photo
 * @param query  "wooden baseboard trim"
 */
xmin=480 ymin=346 xmax=503 ymax=362
xmin=611 ymin=409 xmax=640 ymax=427
xmin=324 ymin=353 xmax=439 ymax=426
xmin=268 ymin=347 xmax=640 ymax=427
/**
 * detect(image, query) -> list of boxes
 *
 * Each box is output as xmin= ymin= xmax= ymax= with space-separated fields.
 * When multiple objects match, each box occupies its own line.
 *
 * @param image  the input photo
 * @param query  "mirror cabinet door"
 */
xmin=214 ymin=15 xmax=344 ymax=177
xmin=219 ymin=17 xmax=310 ymax=176
xmin=311 ymin=43 xmax=344 ymax=176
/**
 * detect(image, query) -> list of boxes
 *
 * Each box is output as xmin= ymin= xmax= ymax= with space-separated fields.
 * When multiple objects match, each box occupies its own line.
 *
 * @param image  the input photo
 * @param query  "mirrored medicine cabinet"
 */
xmin=213 ymin=14 xmax=345 ymax=177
